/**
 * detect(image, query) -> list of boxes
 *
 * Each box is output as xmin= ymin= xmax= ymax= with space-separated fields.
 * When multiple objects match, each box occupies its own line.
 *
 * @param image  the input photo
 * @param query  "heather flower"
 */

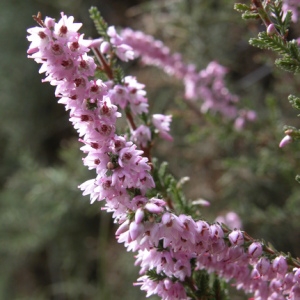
xmin=100 ymin=40 xmax=110 ymax=54
xmin=234 ymin=110 xmax=257 ymax=131
xmin=267 ymin=23 xmax=276 ymax=36
xmin=144 ymin=202 xmax=164 ymax=214
xmin=272 ymin=256 xmax=288 ymax=277
xmin=215 ymin=211 xmax=242 ymax=229
xmin=131 ymin=125 xmax=151 ymax=148
xmin=120 ymin=29 xmax=255 ymax=127
xmin=134 ymin=208 xmax=145 ymax=224
xmin=53 ymin=13 xmax=82 ymax=39
xmin=159 ymin=213 xmax=184 ymax=248
xmin=107 ymin=26 xmax=135 ymax=61
xmin=289 ymin=284 xmax=300 ymax=300
xmin=152 ymin=114 xmax=173 ymax=141
xmin=256 ymin=257 xmax=271 ymax=276
xmin=228 ymin=230 xmax=244 ymax=246
xmin=135 ymin=276 xmax=188 ymax=300
xmin=209 ymin=223 xmax=224 ymax=241
xmin=129 ymin=220 xmax=145 ymax=241
xmin=115 ymin=219 xmax=130 ymax=236
xmin=279 ymin=135 xmax=293 ymax=148
xmin=27 ymin=11 xmax=299 ymax=300
xmin=173 ymin=253 xmax=192 ymax=281
xmin=248 ymin=242 xmax=263 ymax=259
xmin=294 ymin=268 xmax=300 ymax=283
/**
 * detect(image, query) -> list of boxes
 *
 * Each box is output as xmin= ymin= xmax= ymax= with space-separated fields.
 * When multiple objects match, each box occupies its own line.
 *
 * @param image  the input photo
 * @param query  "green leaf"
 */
xmin=283 ymin=10 xmax=292 ymax=32
xmin=275 ymin=57 xmax=300 ymax=73
xmin=288 ymin=95 xmax=300 ymax=110
xmin=89 ymin=6 xmax=109 ymax=39
xmin=242 ymin=11 xmax=259 ymax=20
xmin=146 ymin=269 xmax=167 ymax=282
xmin=249 ymin=37 xmax=270 ymax=50
xmin=288 ymin=40 xmax=300 ymax=61
xmin=113 ymin=66 xmax=125 ymax=84
xmin=158 ymin=162 xmax=168 ymax=181
xmin=234 ymin=3 xmax=251 ymax=12
xmin=250 ymin=32 xmax=289 ymax=55
xmin=140 ymin=112 xmax=149 ymax=125
xmin=269 ymin=0 xmax=292 ymax=36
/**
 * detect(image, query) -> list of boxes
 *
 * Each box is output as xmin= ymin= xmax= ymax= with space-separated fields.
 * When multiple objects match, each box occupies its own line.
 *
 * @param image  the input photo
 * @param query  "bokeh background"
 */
xmin=1 ymin=0 xmax=300 ymax=299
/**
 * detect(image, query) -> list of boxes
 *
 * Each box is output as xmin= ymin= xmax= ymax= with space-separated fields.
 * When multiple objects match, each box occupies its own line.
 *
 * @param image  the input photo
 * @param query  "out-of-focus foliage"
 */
xmin=1 ymin=0 xmax=300 ymax=299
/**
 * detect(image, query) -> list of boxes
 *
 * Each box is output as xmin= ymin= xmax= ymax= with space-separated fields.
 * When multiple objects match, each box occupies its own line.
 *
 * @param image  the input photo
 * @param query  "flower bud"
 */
xmin=135 ymin=208 xmax=145 ymax=224
xmin=145 ymin=202 xmax=164 ymax=214
xmin=290 ymin=284 xmax=300 ymax=300
xmin=248 ymin=242 xmax=263 ymax=259
xmin=210 ymin=239 xmax=226 ymax=255
xmin=251 ymin=268 xmax=260 ymax=279
xmin=279 ymin=135 xmax=292 ymax=148
xmin=162 ymin=212 xmax=172 ymax=225
xmin=192 ymin=198 xmax=210 ymax=207
xmin=129 ymin=221 xmax=144 ymax=240
xmin=226 ymin=245 xmax=244 ymax=262
xmin=115 ymin=219 xmax=129 ymax=236
xmin=44 ymin=17 xmax=55 ymax=29
xmin=86 ymin=38 xmax=103 ymax=48
xmin=284 ymin=272 xmax=295 ymax=290
xmin=209 ymin=224 xmax=224 ymax=241
xmin=256 ymin=257 xmax=271 ymax=276
xmin=225 ymin=212 xmax=242 ymax=229
xmin=273 ymin=256 xmax=288 ymax=275
xmin=228 ymin=230 xmax=244 ymax=246
xmin=100 ymin=41 xmax=111 ymax=54
xmin=267 ymin=23 xmax=276 ymax=36
xmin=269 ymin=278 xmax=282 ymax=292
xmin=294 ymin=268 xmax=300 ymax=283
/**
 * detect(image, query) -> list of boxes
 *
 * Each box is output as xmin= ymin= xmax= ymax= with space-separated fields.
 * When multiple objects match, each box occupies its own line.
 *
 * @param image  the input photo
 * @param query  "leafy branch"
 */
xmin=89 ymin=7 xmax=109 ymax=39
xmin=235 ymin=0 xmax=300 ymax=74
xmin=236 ymin=0 xmax=300 ymax=181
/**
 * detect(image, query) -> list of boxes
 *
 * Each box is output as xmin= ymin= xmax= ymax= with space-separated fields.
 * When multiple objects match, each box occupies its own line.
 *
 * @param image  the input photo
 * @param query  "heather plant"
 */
xmin=25 ymin=0 xmax=300 ymax=299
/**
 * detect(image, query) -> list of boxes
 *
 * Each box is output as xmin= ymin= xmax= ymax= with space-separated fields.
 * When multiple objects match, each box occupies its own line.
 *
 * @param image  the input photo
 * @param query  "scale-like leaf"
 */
xmin=275 ymin=57 xmax=300 ymax=73
xmin=234 ymin=3 xmax=251 ymax=12
xmin=288 ymin=95 xmax=300 ymax=110
xmin=242 ymin=11 xmax=259 ymax=20
xmin=288 ymin=40 xmax=300 ymax=61
xmin=256 ymin=32 xmax=288 ymax=55
xmin=89 ymin=7 xmax=109 ymax=39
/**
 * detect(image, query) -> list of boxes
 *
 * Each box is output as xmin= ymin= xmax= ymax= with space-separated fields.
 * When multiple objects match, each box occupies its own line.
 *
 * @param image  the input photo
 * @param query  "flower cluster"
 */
xmin=27 ymin=12 xmax=300 ymax=300
xmin=120 ymin=28 xmax=256 ymax=130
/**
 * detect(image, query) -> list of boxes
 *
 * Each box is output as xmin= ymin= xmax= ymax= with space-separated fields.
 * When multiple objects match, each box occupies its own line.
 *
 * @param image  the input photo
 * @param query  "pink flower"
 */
xmin=107 ymin=26 xmax=135 ymax=61
xmin=135 ymin=208 xmax=145 ymax=224
xmin=248 ymin=242 xmax=263 ymax=259
xmin=28 ymin=13 xmax=296 ymax=300
xmin=273 ymin=256 xmax=288 ymax=276
xmin=279 ymin=135 xmax=293 ymax=148
xmin=152 ymin=114 xmax=173 ymax=141
xmin=129 ymin=221 xmax=144 ymax=240
xmin=228 ymin=230 xmax=244 ymax=246
xmin=215 ymin=211 xmax=242 ymax=229
xmin=131 ymin=125 xmax=151 ymax=148
xmin=53 ymin=13 xmax=82 ymax=40
xmin=256 ymin=257 xmax=271 ymax=276
xmin=289 ymin=284 xmax=300 ymax=300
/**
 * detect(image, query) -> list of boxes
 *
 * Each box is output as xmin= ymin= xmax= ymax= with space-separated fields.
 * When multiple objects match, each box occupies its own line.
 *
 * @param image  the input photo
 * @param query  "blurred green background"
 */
xmin=1 ymin=0 xmax=300 ymax=299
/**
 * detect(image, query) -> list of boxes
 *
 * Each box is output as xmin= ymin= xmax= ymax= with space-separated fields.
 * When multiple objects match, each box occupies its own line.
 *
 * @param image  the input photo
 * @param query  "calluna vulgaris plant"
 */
xmin=27 ymin=1 xmax=300 ymax=299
